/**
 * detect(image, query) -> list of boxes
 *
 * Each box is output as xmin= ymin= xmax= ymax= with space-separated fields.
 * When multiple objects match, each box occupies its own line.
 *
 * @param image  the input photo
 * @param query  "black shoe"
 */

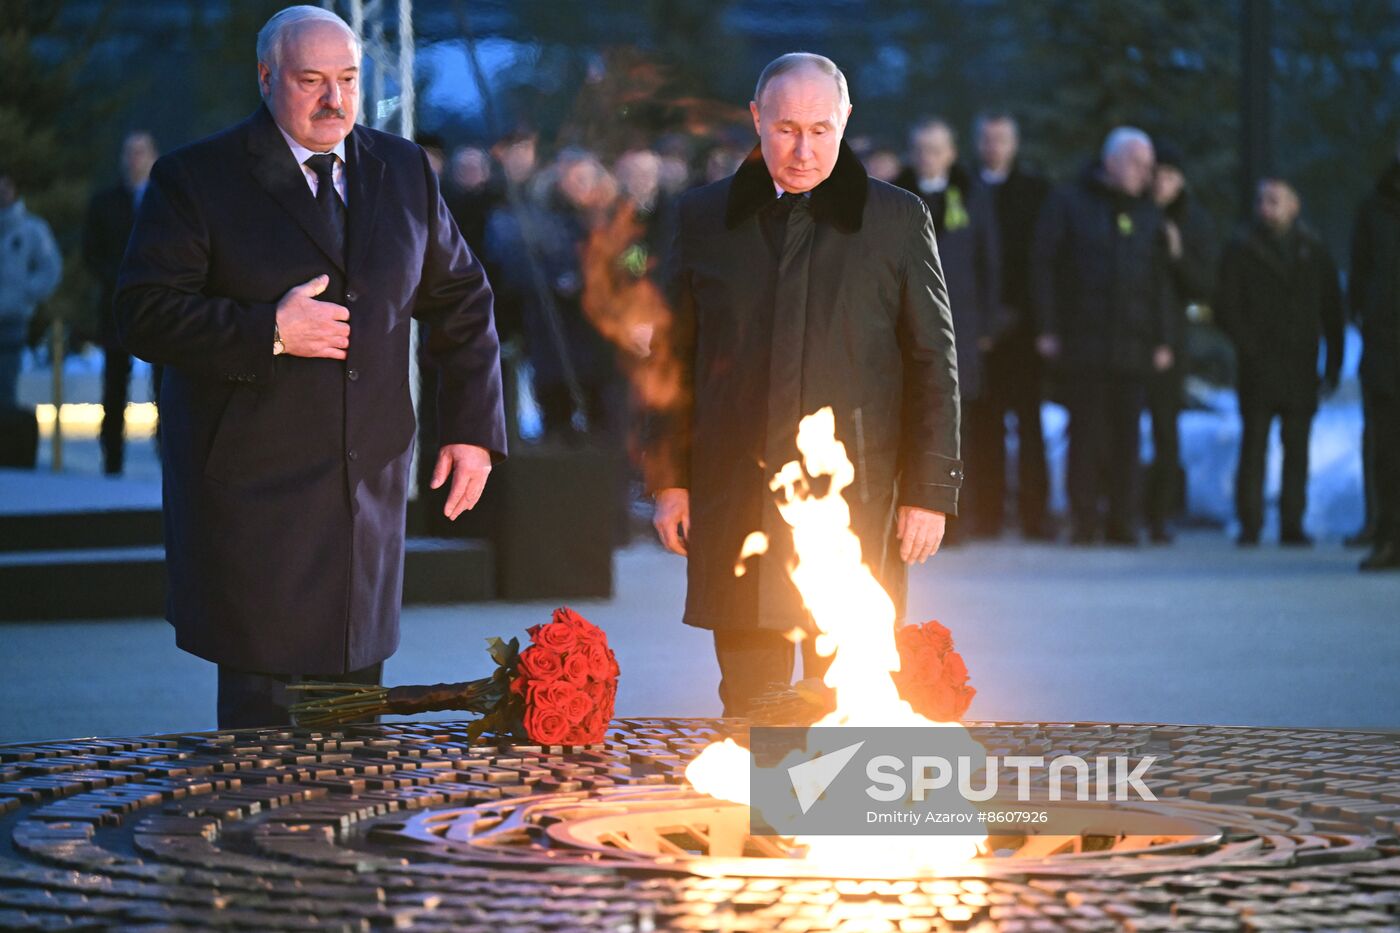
xmin=1236 ymin=531 xmax=1260 ymax=548
xmin=1280 ymin=530 xmax=1313 ymax=548
xmin=1148 ymin=524 xmax=1173 ymax=545
xmin=1105 ymin=530 xmax=1139 ymax=547
xmin=1360 ymin=542 xmax=1400 ymax=572
xmin=1069 ymin=528 xmax=1097 ymax=547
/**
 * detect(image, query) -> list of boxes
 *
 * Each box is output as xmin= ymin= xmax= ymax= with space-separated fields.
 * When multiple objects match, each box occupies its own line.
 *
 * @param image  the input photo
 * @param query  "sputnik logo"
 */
xmin=787 ymin=740 xmax=866 ymax=814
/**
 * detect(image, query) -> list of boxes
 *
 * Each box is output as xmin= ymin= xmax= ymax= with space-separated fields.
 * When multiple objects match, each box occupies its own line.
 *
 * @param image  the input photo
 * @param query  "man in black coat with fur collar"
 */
xmin=116 ymin=7 xmax=506 ymax=728
xmin=647 ymin=53 xmax=963 ymax=717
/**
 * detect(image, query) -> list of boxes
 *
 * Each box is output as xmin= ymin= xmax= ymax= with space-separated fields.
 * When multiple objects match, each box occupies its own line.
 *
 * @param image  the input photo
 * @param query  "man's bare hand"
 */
xmin=1153 ymin=345 xmax=1174 ymax=372
xmin=276 ymin=274 xmax=350 ymax=360
xmin=653 ymin=488 xmax=690 ymax=556
xmin=1036 ymin=334 xmax=1061 ymax=360
xmin=898 ymin=506 xmax=946 ymax=564
xmin=431 ymin=444 xmax=493 ymax=520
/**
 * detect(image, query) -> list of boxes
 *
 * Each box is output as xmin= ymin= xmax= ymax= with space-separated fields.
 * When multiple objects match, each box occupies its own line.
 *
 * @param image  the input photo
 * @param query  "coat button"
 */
xmin=346 ymin=289 xmax=358 ymax=302
xmin=348 ymin=450 xmax=359 ymax=462
xmin=347 ymin=369 xmax=359 ymax=381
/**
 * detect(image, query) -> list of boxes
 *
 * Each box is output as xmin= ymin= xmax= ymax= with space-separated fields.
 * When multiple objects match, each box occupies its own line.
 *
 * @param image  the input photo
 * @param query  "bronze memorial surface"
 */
xmin=1 ymin=718 xmax=1398 ymax=930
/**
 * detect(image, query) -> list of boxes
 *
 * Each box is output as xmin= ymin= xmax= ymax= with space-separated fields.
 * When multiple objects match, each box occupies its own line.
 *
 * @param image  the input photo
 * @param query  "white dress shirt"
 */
xmin=277 ymin=124 xmax=348 ymax=205
xmin=916 ymin=175 xmax=949 ymax=195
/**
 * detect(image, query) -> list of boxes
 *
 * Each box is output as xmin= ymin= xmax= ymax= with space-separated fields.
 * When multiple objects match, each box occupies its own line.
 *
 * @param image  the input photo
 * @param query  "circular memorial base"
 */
xmin=1 ymin=719 xmax=1397 ymax=930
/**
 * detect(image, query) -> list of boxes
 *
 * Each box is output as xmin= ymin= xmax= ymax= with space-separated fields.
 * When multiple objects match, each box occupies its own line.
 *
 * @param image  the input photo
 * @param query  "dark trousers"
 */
xmin=1064 ymin=372 xmax=1146 ymax=539
xmin=965 ymin=336 xmax=1049 ymax=536
xmin=1359 ymin=382 xmax=1380 ymax=535
xmin=100 ymin=343 xmax=161 ymax=475
xmin=1371 ymin=388 xmax=1400 ymax=548
xmin=217 ymin=661 xmax=383 ymax=730
xmin=1235 ymin=395 xmax=1313 ymax=537
xmin=713 ymin=629 xmax=831 ymax=718
xmin=1145 ymin=365 xmax=1184 ymax=533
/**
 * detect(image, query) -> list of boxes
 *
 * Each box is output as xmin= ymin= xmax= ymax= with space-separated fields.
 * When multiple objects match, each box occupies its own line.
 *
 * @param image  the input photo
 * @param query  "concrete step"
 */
xmin=0 ymin=509 xmax=164 ymax=552
xmin=0 ymin=537 xmax=495 ymax=621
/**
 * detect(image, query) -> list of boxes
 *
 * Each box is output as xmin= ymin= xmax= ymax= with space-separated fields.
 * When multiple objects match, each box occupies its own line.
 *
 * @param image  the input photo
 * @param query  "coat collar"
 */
xmin=724 ymin=139 xmax=868 ymax=232
xmin=244 ymin=104 xmax=384 ymax=273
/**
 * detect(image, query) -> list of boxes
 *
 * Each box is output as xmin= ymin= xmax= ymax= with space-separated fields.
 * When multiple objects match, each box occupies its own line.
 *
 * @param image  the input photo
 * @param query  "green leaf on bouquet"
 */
xmin=485 ymin=636 xmax=514 ymax=668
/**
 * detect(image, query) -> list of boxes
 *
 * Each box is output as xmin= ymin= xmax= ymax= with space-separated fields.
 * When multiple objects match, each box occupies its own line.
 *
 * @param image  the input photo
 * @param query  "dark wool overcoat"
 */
xmin=648 ymin=143 xmax=963 ymax=633
xmin=117 ymin=105 xmax=506 ymax=674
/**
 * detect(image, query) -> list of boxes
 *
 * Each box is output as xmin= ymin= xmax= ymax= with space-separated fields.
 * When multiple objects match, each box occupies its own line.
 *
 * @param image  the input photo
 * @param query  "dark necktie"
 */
xmin=304 ymin=153 xmax=345 ymax=263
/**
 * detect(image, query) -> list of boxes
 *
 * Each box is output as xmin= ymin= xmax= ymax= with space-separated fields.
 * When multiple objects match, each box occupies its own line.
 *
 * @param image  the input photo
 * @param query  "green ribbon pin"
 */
xmin=944 ymin=187 xmax=970 ymax=231
xmin=1117 ymin=212 xmax=1134 ymax=237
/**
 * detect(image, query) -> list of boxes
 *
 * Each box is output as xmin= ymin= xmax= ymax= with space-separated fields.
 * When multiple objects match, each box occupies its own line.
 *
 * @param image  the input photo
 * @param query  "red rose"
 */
xmin=518 ymin=645 xmax=564 ymax=683
xmin=523 ymin=701 xmax=571 ymax=744
xmin=532 ymin=620 xmax=579 ymax=654
xmin=562 ymin=652 xmax=591 ymax=686
xmin=943 ymin=651 xmax=968 ymax=684
xmin=530 ymin=679 xmax=576 ymax=708
xmin=583 ymin=706 xmax=610 ymax=739
xmin=509 ymin=673 xmax=528 ymax=696
xmin=555 ymin=607 xmax=606 ymax=645
xmin=582 ymin=641 xmax=619 ymax=680
xmin=564 ymin=689 xmax=593 ymax=723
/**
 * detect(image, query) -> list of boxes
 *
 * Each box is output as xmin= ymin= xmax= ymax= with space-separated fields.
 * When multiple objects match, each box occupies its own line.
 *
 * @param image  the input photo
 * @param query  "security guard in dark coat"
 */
xmin=1215 ymin=178 xmax=1343 ymax=547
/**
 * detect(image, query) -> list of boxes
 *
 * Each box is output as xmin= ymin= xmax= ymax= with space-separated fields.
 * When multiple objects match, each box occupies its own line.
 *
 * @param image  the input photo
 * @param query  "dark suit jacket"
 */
xmin=82 ymin=184 xmax=138 ymax=345
xmin=116 ymin=105 xmax=506 ymax=674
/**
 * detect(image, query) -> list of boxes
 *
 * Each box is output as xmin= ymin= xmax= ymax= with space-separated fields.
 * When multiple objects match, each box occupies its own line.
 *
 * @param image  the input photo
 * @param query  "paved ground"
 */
xmin=3 ymin=531 xmax=1397 ymax=745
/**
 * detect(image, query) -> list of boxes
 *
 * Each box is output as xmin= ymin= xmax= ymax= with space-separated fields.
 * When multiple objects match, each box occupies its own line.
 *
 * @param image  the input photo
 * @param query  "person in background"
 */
xmin=1215 ymin=178 xmax=1343 ymax=548
xmin=862 ymin=146 xmax=902 ymax=184
xmin=969 ymin=111 xmax=1052 ymax=540
xmin=485 ymin=151 xmax=620 ymax=442
xmin=0 ymin=171 xmax=61 ymax=411
xmin=445 ymin=146 xmax=500 ymax=254
xmin=1349 ymin=146 xmax=1400 ymax=571
xmin=895 ymin=118 xmax=999 ymax=541
xmin=416 ymin=132 xmax=446 ymax=179
xmin=1144 ymin=141 xmax=1215 ymax=543
xmin=1031 ymin=127 xmax=1175 ymax=546
xmin=84 ymin=131 xmax=162 ymax=475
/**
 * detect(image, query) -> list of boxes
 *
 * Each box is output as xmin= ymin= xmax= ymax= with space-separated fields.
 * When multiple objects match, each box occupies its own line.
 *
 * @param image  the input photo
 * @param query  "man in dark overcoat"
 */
xmin=83 ymin=131 xmax=162 ymax=475
xmin=1351 ymin=149 xmax=1400 ymax=571
xmin=894 ymin=118 xmax=999 ymax=540
xmin=1216 ymin=178 xmax=1343 ymax=547
xmin=1031 ymin=127 xmax=1175 ymax=545
xmin=116 ymin=6 xmax=506 ymax=727
xmin=647 ymin=53 xmax=963 ymax=717
xmin=971 ymin=112 xmax=1052 ymax=540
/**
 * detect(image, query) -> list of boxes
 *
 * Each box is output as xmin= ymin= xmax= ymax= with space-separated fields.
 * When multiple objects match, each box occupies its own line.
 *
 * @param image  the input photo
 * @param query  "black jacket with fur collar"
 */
xmin=646 ymin=140 xmax=962 ymax=633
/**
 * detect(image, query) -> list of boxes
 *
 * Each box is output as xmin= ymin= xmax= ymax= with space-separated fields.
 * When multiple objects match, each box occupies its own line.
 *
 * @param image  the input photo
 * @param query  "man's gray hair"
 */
xmin=753 ymin=52 xmax=850 ymax=110
xmin=257 ymin=5 xmax=361 ymax=76
xmin=1101 ymin=126 xmax=1153 ymax=161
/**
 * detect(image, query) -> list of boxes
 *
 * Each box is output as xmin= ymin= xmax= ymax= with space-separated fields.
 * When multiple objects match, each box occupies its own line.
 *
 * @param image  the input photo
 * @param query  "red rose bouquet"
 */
xmin=289 ymin=607 xmax=620 ymax=745
xmin=891 ymin=619 xmax=976 ymax=722
xmin=749 ymin=619 xmax=975 ymax=725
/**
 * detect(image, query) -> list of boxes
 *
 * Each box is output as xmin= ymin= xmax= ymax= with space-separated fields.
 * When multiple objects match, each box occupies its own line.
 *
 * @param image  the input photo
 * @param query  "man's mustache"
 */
xmin=312 ymin=107 xmax=346 ymax=120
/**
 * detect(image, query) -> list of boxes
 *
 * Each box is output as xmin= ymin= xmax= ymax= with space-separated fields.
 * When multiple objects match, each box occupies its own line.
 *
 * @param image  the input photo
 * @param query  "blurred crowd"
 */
xmin=5 ymin=108 xmax=1399 ymax=572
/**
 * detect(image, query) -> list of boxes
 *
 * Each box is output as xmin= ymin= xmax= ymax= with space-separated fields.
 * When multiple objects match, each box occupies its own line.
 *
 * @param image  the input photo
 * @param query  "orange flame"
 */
xmin=685 ymin=407 xmax=985 ymax=873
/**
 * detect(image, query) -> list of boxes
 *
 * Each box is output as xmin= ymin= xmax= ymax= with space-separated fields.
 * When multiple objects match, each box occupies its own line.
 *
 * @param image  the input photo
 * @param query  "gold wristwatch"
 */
xmin=273 ymin=323 xmax=285 ymax=356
